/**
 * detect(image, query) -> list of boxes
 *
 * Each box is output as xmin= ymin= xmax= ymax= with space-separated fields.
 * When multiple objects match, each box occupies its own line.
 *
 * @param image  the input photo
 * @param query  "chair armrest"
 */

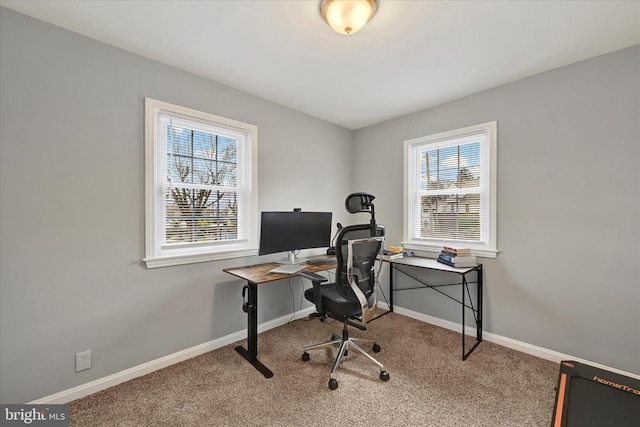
xmin=299 ymin=271 xmax=328 ymax=284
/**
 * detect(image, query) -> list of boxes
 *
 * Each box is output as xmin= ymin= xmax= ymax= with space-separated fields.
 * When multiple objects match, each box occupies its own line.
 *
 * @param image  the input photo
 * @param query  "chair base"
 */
xmin=302 ymin=321 xmax=389 ymax=390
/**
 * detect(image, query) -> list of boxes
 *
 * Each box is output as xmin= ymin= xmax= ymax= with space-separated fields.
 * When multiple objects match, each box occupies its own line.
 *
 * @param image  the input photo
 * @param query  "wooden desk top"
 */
xmin=223 ymin=256 xmax=336 ymax=285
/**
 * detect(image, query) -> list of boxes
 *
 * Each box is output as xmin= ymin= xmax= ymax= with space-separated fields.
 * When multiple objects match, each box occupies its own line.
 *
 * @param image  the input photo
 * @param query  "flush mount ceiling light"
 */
xmin=320 ymin=0 xmax=379 ymax=35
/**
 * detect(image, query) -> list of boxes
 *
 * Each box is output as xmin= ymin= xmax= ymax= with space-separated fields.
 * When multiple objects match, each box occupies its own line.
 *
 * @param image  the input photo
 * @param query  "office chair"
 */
xmin=300 ymin=193 xmax=390 ymax=390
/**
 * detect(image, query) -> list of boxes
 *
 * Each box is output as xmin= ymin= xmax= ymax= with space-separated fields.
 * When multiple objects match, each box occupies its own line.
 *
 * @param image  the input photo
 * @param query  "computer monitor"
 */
xmin=259 ymin=211 xmax=333 ymax=264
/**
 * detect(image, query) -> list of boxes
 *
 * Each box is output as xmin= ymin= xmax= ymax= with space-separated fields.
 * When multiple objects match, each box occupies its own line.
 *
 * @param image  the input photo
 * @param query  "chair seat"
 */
xmin=304 ymin=285 xmax=375 ymax=320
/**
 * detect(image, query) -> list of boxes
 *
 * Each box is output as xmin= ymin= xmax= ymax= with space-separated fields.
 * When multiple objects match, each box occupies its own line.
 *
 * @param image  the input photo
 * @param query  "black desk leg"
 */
xmin=461 ymin=266 xmax=483 ymax=361
xmin=477 ymin=265 xmax=483 ymax=342
xmin=389 ymin=262 xmax=394 ymax=312
xmin=235 ymin=282 xmax=274 ymax=378
xmin=368 ymin=262 xmax=394 ymax=323
xmin=462 ymin=275 xmax=466 ymax=360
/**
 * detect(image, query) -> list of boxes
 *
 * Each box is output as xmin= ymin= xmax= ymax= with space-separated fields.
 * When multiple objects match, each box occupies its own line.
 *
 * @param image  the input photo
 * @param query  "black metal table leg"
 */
xmin=368 ymin=261 xmax=394 ymax=322
xmin=477 ymin=265 xmax=483 ymax=342
xmin=461 ymin=266 xmax=482 ymax=361
xmin=235 ymin=282 xmax=273 ymax=378
xmin=462 ymin=275 xmax=466 ymax=360
xmin=389 ymin=262 xmax=394 ymax=312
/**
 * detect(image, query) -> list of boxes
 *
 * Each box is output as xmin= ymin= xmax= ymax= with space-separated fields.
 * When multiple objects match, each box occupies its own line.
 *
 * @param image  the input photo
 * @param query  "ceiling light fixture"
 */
xmin=320 ymin=0 xmax=379 ymax=35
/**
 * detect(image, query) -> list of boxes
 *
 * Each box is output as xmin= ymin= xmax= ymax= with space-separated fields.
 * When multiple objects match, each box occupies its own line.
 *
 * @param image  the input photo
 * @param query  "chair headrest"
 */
xmin=345 ymin=193 xmax=375 ymax=214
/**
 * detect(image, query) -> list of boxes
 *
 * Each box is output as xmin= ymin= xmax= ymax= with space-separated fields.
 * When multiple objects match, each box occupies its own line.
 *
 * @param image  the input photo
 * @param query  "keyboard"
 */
xmin=269 ymin=264 xmax=306 ymax=275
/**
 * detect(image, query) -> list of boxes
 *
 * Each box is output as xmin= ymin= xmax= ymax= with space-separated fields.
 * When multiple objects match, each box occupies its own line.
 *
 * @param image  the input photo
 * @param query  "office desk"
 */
xmin=382 ymin=257 xmax=483 ymax=360
xmin=223 ymin=257 xmax=336 ymax=378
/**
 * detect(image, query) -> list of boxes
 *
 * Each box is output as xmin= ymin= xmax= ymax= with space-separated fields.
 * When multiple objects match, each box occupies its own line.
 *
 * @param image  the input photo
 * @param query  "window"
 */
xmin=144 ymin=98 xmax=258 ymax=268
xmin=403 ymin=122 xmax=497 ymax=258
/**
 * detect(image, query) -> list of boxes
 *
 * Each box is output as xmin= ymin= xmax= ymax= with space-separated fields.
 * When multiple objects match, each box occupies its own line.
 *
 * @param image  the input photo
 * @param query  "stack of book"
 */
xmin=382 ymin=246 xmax=404 ymax=261
xmin=437 ymin=246 xmax=477 ymax=268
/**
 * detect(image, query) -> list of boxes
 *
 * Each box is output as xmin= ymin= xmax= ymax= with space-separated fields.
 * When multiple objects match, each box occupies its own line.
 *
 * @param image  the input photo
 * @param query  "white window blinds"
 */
xmin=159 ymin=113 xmax=249 ymax=248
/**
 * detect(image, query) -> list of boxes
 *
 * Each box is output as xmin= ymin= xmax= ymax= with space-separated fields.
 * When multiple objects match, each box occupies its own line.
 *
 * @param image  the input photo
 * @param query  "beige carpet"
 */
xmin=69 ymin=312 xmax=559 ymax=426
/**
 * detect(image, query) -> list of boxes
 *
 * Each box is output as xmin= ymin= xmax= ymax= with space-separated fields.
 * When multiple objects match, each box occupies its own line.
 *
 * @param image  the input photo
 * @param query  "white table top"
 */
xmin=389 ymin=256 xmax=480 ymax=274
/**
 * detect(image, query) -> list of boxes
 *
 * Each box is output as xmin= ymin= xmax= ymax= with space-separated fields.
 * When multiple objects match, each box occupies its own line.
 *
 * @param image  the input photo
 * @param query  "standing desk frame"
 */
xmin=377 ymin=257 xmax=483 ymax=361
xmin=223 ymin=257 xmax=336 ymax=378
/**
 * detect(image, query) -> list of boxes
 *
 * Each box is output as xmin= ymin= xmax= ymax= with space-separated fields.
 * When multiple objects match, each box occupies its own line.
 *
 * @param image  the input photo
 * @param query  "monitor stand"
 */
xmin=276 ymin=251 xmax=308 ymax=265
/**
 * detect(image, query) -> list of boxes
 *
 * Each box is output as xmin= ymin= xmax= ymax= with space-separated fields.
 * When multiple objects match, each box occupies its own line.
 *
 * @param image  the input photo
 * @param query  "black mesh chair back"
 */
xmin=333 ymin=224 xmax=384 ymax=321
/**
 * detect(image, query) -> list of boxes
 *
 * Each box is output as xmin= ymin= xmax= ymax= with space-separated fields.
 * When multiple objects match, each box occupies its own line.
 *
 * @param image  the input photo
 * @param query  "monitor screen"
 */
xmin=259 ymin=211 xmax=332 ymax=262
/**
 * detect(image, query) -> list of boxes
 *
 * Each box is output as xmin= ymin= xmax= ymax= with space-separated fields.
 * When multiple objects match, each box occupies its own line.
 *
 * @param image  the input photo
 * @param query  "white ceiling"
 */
xmin=2 ymin=0 xmax=639 ymax=129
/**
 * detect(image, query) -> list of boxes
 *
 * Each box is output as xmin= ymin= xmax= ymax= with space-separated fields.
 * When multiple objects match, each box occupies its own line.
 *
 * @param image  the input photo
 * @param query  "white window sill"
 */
xmin=144 ymin=248 xmax=258 ymax=269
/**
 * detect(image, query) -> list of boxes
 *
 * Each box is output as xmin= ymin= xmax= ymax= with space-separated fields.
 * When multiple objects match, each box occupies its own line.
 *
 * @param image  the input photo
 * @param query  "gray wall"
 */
xmin=1 ymin=7 xmax=638 ymax=404
xmin=0 ymin=8 xmax=353 ymax=403
xmin=354 ymin=45 xmax=640 ymax=375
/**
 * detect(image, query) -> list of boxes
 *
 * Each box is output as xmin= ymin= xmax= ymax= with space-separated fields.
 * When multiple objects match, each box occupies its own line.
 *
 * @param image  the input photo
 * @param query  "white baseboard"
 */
xmin=392 ymin=306 xmax=640 ymax=381
xmin=29 ymin=307 xmax=316 ymax=404
xmin=31 ymin=304 xmax=638 ymax=404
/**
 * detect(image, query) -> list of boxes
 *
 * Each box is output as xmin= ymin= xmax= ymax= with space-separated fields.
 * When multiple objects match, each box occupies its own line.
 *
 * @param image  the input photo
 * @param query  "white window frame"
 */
xmin=403 ymin=121 xmax=498 ymax=258
xmin=144 ymin=98 xmax=258 ymax=268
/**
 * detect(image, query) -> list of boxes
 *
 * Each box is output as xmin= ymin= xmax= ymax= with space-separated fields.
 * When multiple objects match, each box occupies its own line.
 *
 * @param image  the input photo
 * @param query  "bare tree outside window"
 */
xmin=165 ymin=126 xmax=239 ymax=245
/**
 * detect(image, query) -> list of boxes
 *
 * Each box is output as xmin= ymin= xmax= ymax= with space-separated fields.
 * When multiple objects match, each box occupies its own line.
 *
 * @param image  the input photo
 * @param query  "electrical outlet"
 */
xmin=75 ymin=350 xmax=91 ymax=372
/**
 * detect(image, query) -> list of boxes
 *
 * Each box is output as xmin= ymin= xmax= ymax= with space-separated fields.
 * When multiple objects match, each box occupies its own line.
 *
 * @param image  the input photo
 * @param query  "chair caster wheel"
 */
xmin=329 ymin=378 xmax=338 ymax=390
xmin=372 ymin=343 xmax=381 ymax=353
xmin=380 ymin=370 xmax=390 ymax=381
xmin=302 ymin=352 xmax=310 ymax=361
